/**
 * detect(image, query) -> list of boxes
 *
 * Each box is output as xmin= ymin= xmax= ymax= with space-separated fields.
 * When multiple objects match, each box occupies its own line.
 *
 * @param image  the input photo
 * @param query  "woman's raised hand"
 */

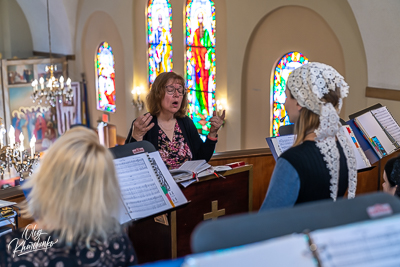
xmin=132 ymin=113 xmax=155 ymax=141
xmin=209 ymin=110 xmax=225 ymax=138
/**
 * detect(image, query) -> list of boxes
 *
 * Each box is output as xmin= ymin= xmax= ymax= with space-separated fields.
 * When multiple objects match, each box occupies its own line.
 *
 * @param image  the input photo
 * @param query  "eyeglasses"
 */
xmin=165 ymin=85 xmax=185 ymax=96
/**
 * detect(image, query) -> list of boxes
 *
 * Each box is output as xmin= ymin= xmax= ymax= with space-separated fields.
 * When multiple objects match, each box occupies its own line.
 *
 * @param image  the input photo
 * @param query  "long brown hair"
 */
xmin=146 ymin=72 xmax=188 ymax=118
xmin=292 ymin=87 xmax=341 ymax=146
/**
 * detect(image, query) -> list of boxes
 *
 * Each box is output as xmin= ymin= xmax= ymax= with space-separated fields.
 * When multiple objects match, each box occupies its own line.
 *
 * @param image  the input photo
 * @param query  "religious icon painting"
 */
xmin=96 ymin=41 xmax=116 ymax=113
xmin=271 ymin=51 xmax=309 ymax=136
xmin=147 ymin=0 xmax=173 ymax=87
xmin=186 ymin=0 xmax=216 ymax=137
xmin=7 ymin=64 xmax=34 ymax=85
xmin=8 ymin=86 xmax=58 ymax=152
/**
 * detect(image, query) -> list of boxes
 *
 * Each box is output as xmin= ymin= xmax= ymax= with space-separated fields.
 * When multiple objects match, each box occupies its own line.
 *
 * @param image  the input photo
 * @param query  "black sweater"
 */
xmin=280 ymin=141 xmax=349 ymax=204
xmin=125 ymin=116 xmax=216 ymax=162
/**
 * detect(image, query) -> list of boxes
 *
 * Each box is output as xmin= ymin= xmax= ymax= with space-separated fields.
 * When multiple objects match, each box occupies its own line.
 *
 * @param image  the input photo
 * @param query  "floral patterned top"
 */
xmin=158 ymin=122 xmax=192 ymax=170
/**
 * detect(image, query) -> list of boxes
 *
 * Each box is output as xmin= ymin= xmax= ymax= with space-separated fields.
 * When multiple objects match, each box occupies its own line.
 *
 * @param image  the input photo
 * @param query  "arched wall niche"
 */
xmin=241 ymin=5 xmax=346 ymax=149
xmin=81 ymin=11 xmax=127 ymax=134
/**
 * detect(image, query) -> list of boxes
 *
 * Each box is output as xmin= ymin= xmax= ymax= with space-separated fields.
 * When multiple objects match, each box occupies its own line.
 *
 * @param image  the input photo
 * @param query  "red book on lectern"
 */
xmin=226 ymin=161 xmax=246 ymax=169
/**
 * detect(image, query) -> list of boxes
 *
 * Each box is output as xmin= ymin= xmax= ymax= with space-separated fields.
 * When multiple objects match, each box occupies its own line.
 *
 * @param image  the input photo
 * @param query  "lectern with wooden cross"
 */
xmin=127 ymin=165 xmax=253 ymax=264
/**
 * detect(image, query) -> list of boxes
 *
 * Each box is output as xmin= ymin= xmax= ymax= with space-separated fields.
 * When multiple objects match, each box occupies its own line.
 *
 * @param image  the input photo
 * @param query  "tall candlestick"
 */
xmin=0 ymin=124 xmax=5 ymax=149
xmin=39 ymin=77 xmax=44 ymax=90
xmin=30 ymin=135 xmax=36 ymax=158
xmin=60 ymin=76 xmax=64 ymax=89
xmin=19 ymin=133 xmax=24 ymax=163
xmin=8 ymin=126 xmax=15 ymax=148
xmin=67 ymin=78 xmax=71 ymax=90
xmin=19 ymin=133 xmax=24 ymax=151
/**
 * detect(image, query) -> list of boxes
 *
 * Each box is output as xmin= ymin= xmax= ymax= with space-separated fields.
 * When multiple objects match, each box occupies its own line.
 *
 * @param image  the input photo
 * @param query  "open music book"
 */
xmin=352 ymin=106 xmax=400 ymax=159
xmin=170 ymin=160 xmax=212 ymax=183
xmin=266 ymin=125 xmax=371 ymax=170
xmin=113 ymin=151 xmax=188 ymax=224
xmin=183 ymin=214 xmax=400 ymax=267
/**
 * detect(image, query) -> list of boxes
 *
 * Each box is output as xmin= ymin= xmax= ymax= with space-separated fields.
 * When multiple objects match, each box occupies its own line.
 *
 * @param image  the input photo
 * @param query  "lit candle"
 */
xmin=60 ymin=76 xmax=64 ymax=89
xmin=31 ymin=80 xmax=36 ymax=92
xmin=30 ymin=135 xmax=36 ymax=158
xmin=0 ymin=124 xmax=5 ymax=148
xmin=8 ymin=126 xmax=15 ymax=148
xmin=66 ymin=78 xmax=71 ymax=90
xmin=39 ymin=77 xmax=44 ymax=90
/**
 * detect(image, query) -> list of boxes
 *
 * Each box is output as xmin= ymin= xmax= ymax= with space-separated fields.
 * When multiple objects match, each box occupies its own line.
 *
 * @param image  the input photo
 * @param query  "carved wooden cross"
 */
xmin=203 ymin=200 xmax=225 ymax=221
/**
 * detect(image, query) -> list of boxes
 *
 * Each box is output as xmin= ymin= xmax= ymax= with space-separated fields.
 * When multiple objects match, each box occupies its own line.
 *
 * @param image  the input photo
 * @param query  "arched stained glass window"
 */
xmin=271 ymin=51 xmax=308 ymax=136
xmin=148 ymin=0 xmax=173 ymax=86
xmin=96 ymin=41 xmax=116 ymax=113
xmin=186 ymin=0 xmax=216 ymax=136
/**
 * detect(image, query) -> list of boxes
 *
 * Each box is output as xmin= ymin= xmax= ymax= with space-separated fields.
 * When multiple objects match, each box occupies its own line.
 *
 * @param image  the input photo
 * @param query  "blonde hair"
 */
xmin=22 ymin=126 xmax=121 ymax=245
xmin=146 ymin=72 xmax=188 ymax=118
xmin=292 ymin=87 xmax=341 ymax=146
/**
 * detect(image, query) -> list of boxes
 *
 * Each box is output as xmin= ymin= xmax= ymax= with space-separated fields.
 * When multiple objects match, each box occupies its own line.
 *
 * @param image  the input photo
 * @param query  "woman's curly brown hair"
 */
xmin=146 ymin=72 xmax=188 ymax=118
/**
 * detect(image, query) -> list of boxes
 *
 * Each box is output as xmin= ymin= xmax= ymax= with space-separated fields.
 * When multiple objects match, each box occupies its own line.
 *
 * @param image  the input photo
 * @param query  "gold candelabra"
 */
xmin=0 ymin=120 xmax=39 ymax=180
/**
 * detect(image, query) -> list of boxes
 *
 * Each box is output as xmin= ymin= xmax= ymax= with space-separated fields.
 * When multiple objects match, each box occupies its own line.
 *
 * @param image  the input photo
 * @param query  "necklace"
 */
xmin=158 ymin=120 xmax=176 ymax=131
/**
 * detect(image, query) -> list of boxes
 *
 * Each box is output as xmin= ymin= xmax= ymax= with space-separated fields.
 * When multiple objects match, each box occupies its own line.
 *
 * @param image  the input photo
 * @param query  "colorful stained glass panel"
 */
xmin=148 ymin=0 xmax=173 ymax=86
xmin=186 ymin=0 xmax=216 ymax=136
xmin=96 ymin=42 xmax=116 ymax=113
xmin=271 ymin=51 xmax=308 ymax=136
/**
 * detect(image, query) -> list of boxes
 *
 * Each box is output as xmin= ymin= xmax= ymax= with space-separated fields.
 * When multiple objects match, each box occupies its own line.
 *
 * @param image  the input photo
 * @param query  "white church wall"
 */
xmin=74 ymin=0 xmax=134 ymax=136
xmin=0 ymin=0 xmax=33 ymax=59
xmin=241 ymin=6 xmax=346 ymax=149
xmin=348 ymin=0 xmax=400 ymax=91
xmin=224 ymin=0 xmax=367 ymax=150
xmin=16 ymin=0 xmax=73 ymax=55
xmin=348 ymin=0 xmax=400 ymax=124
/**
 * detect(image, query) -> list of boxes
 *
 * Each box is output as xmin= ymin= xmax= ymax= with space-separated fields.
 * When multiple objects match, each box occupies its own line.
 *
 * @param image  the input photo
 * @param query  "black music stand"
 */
xmin=191 ymin=193 xmax=400 ymax=253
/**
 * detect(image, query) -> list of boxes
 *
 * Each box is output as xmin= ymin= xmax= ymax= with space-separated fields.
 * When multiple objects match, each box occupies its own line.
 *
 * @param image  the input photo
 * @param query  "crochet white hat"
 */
xmin=287 ymin=62 xmax=357 ymax=200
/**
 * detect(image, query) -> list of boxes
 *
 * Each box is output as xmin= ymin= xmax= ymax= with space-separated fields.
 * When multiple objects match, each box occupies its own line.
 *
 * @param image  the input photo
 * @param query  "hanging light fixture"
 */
xmin=31 ymin=0 xmax=73 ymax=107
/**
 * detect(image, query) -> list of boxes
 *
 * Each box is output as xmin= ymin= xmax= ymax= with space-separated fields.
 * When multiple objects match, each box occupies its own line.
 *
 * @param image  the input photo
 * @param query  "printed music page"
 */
xmin=114 ymin=152 xmax=187 ymax=221
xmin=371 ymin=106 xmax=400 ymax=144
xmin=310 ymin=214 xmax=400 ymax=267
xmin=183 ymin=234 xmax=314 ymax=267
xmin=276 ymin=134 xmax=295 ymax=154
xmin=356 ymin=112 xmax=396 ymax=156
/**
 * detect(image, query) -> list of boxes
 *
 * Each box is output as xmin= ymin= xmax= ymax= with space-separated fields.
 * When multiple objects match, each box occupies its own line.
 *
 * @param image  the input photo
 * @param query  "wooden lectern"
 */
xmin=127 ymin=165 xmax=253 ymax=264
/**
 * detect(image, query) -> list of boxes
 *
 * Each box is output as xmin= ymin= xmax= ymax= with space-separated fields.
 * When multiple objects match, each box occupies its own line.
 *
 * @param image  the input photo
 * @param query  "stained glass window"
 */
xmin=96 ymin=41 xmax=116 ymax=113
xmin=148 ymin=0 xmax=173 ymax=86
xmin=271 ymin=51 xmax=308 ymax=136
xmin=186 ymin=0 xmax=216 ymax=136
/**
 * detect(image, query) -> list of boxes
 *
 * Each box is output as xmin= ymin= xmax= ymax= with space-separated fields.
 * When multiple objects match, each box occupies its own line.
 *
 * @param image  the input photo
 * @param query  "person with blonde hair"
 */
xmin=260 ymin=62 xmax=357 ymax=211
xmin=0 ymin=126 xmax=136 ymax=266
xmin=125 ymin=71 xmax=225 ymax=170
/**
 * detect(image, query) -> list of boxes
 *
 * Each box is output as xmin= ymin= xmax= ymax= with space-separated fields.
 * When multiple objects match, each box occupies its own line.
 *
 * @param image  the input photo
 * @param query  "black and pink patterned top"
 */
xmin=158 ymin=122 xmax=192 ymax=170
xmin=0 ymin=229 xmax=136 ymax=267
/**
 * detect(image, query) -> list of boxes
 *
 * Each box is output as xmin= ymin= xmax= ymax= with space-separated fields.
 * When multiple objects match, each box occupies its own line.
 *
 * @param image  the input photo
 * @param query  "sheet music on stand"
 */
xmin=182 ymin=214 xmax=400 ymax=267
xmin=349 ymin=104 xmax=400 ymax=160
xmin=110 ymin=142 xmax=188 ymax=224
xmin=310 ymin=214 xmax=400 ymax=267
xmin=266 ymin=135 xmax=295 ymax=160
xmin=371 ymin=106 xmax=400 ymax=145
